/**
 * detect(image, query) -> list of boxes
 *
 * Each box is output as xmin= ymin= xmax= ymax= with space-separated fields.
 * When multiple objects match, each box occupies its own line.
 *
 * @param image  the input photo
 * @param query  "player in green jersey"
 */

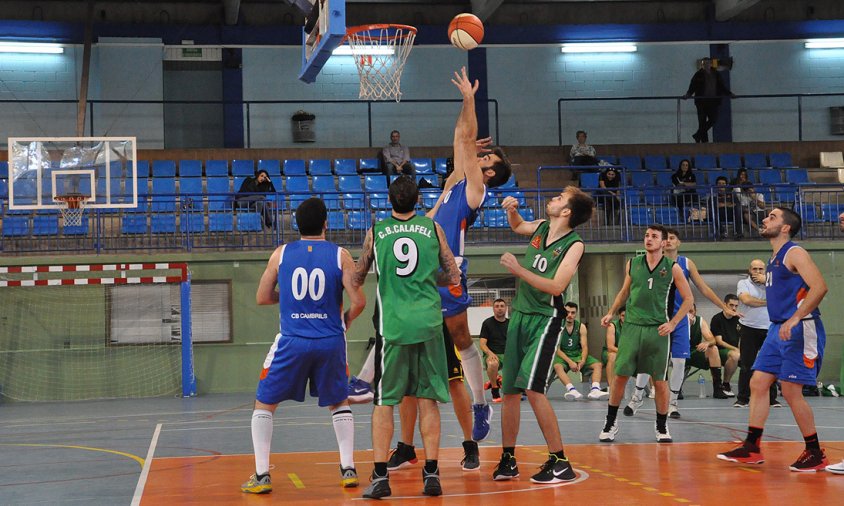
xmin=353 ymin=176 xmax=461 ymax=499
xmin=598 ymin=225 xmax=694 ymax=444
xmin=602 ymin=306 xmax=625 ymax=393
xmin=550 ymin=301 xmax=609 ymax=401
xmin=493 ymin=185 xmax=594 ymax=485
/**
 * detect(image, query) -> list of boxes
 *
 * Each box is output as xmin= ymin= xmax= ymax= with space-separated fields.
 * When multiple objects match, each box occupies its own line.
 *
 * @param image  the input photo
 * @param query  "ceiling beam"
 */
xmin=714 ymin=0 xmax=761 ymax=21
xmin=470 ymin=0 xmax=505 ymax=23
xmin=223 ymin=0 xmax=241 ymax=25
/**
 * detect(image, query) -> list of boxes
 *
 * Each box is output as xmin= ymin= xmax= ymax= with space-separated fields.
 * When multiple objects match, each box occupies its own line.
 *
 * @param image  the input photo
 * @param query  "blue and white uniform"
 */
xmin=669 ymin=255 xmax=691 ymax=359
xmin=256 ymin=240 xmax=348 ymax=406
xmin=433 ymin=178 xmax=486 ymax=317
xmin=754 ymin=241 xmax=825 ymax=385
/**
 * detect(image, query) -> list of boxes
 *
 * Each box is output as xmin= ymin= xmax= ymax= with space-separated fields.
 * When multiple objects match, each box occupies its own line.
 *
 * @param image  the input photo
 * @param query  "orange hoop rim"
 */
xmin=346 ymin=24 xmax=417 ymax=40
xmin=54 ymin=194 xmax=90 ymax=210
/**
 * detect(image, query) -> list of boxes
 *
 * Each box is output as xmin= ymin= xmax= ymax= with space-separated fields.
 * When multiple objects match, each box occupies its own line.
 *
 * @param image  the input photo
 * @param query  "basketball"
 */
xmin=448 ymin=13 xmax=484 ymax=51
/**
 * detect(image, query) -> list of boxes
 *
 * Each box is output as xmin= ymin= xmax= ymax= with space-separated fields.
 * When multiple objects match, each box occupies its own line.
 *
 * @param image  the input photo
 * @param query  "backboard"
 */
xmin=299 ymin=0 xmax=347 ymax=83
xmin=7 ymin=137 xmax=139 ymax=210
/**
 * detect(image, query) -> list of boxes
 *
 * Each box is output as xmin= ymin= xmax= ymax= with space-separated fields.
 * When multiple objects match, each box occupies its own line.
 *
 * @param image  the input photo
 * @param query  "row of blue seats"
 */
xmin=614 ymin=185 xmax=800 ymax=205
xmin=594 ymin=152 xmax=795 ymax=171
xmin=628 ymin=202 xmax=840 ymax=226
xmin=582 ymin=168 xmax=810 ymax=188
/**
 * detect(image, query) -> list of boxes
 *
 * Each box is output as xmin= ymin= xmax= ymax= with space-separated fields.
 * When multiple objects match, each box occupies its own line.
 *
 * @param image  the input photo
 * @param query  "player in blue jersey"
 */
xmin=718 ymin=207 xmax=829 ymax=472
xmin=241 ymin=198 xmax=366 ymax=494
xmin=625 ymin=227 xmax=738 ymax=418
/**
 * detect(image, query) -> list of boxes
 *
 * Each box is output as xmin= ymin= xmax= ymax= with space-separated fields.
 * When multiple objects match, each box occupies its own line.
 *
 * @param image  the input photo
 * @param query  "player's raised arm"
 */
xmin=687 ymin=258 xmax=739 ymax=318
xmin=502 ymin=195 xmax=543 ymax=236
xmin=500 ymin=241 xmax=584 ymax=297
xmin=256 ymin=246 xmax=282 ymax=305
xmin=353 ymin=228 xmax=375 ymax=288
xmin=340 ymin=248 xmax=366 ymax=328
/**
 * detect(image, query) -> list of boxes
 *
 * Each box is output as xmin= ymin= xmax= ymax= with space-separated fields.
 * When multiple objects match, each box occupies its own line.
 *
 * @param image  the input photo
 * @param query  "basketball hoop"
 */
xmin=346 ymin=24 xmax=417 ymax=102
xmin=54 ymin=194 xmax=89 ymax=227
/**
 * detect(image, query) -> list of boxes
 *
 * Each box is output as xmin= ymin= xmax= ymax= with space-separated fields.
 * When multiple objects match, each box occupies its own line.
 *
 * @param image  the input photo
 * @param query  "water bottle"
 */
xmin=698 ymin=374 xmax=706 ymax=398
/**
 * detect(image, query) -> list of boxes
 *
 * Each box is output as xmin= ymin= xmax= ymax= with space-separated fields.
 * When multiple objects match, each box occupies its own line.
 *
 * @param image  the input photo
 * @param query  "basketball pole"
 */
xmin=180 ymin=271 xmax=197 ymax=397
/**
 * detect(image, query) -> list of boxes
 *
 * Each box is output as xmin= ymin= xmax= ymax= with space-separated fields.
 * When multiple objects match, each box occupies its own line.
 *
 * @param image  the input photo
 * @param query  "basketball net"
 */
xmin=54 ymin=194 xmax=88 ymax=227
xmin=346 ymin=24 xmax=416 ymax=102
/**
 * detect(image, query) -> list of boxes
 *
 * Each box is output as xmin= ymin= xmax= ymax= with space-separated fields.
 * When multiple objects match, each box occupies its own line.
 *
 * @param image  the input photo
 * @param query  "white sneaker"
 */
xmin=826 ymin=459 xmax=844 ymax=474
xmin=564 ymin=388 xmax=583 ymax=401
xmin=655 ymin=424 xmax=673 ymax=443
xmin=587 ymin=387 xmax=609 ymax=400
xmin=623 ymin=392 xmax=644 ymax=416
xmin=647 ymin=388 xmax=656 ymax=399
xmin=599 ymin=421 xmax=619 ymax=442
xmin=668 ymin=404 xmax=680 ymax=419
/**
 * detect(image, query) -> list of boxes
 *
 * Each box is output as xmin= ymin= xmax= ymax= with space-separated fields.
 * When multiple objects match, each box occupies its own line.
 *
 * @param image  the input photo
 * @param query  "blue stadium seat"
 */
xmin=179 ymin=213 xmax=204 ymax=233
xmin=644 ymin=155 xmax=668 ymax=171
xmin=718 ymin=154 xmax=742 ymax=170
xmin=521 ymin=208 xmax=535 ymax=221
xmin=598 ymin=155 xmax=618 ymax=165
xmin=232 ymin=159 xmax=255 ymax=176
xmin=0 ymin=178 xmax=7 ymax=199
xmin=483 ymin=190 xmax=499 ymax=208
xmin=629 ymin=206 xmax=652 ymax=226
xmin=744 ymin=153 xmax=769 ymax=169
xmin=668 ymin=155 xmax=692 ymax=170
xmin=769 ymin=152 xmax=795 ymax=168
xmin=289 ymin=194 xmax=309 ymax=210
xmin=774 ymin=185 xmax=797 ymax=203
xmin=694 ymin=154 xmax=717 ymax=169
xmin=420 ymin=190 xmax=441 ymax=208
xmin=205 ymin=160 xmax=229 ymax=177
xmin=2 ymin=215 xmax=29 ymax=236
xmin=501 ymin=190 xmax=527 ymax=206
xmin=655 ymin=172 xmax=673 ymax=187
xmin=375 ymin=210 xmax=391 ymax=222
xmin=630 ymin=171 xmax=654 ymax=187
xmin=151 ymin=214 xmax=177 ymax=233
xmin=483 ymin=208 xmax=508 ymax=228
xmin=334 ymin=159 xmax=358 ymax=175
xmin=63 ymin=216 xmax=89 ymax=235
xmin=179 ymin=160 xmax=203 ymax=177
xmin=411 ymin=158 xmax=433 ymax=174
xmin=0 ymin=161 xmax=7 ymax=179
xmin=821 ymin=203 xmax=844 ymax=222
xmin=619 ymin=156 xmax=642 ymax=171
xmin=257 ymin=159 xmax=281 ymax=178
xmin=625 ymin=189 xmax=642 ymax=204
xmin=208 ymin=212 xmax=233 ymax=232
xmin=312 ymin=175 xmax=340 ymax=209
xmin=654 ymin=206 xmax=681 ymax=225
xmin=758 ymin=169 xmax=783 ymax=185
xmin=785 ymin=169 xmax=810 ymax=184
xmin=236 ymin=212 xmax=262 ymax=232
xmin=151 ymin=177 xmax=177 ymax=212
xmin=338 ymin=175 xmax=363 ymax=192
xmin=798 ymin=203 xmax=821 ymax=223
xmin=369 ymin=193 xmax=390 ymax=209
xmin=364 ymin=175 xmax=389 ymax=192
xmin=498 ymin=175 xmax=518 ymax=189
xmin=152 ymin=160 xmax=176 ymax=177
xmin=121 ymin=214 xmax=147 ymax=234
xmin=32 ymin=215 xmax=59 ymax=235
xmin=308 ymin=159 xmax=332 ymax=176
xmin=706 ymin=170 xmax=729 ymax=185
xmin=434 ymin=158 xmax=449 ymax=175
xmin=285 ymin=176 xmax=309 ymax=193
xmin=348 ymin=210 xmax=371 ymax=230
xmin=96 ymin=176 xmax=122 ymax=207
xmin=179 ymin=177 xmax=203 ymax=209
xmin=580 ymin=172 xmax=600 ymax=188
xmin=327 ymin=211 xmax=345 ymax=230
xmin=284 ymin=159 xmax=307 ymax=176
xmin=642 ymin=189 xmax=669 ymax=205
xmin=132 ymin=160 xmax=151 ymax=178
xmin=359 ymin=158 xmax=381 ymax=173
xmin=206 ymin=177 xmax=232 ymax=211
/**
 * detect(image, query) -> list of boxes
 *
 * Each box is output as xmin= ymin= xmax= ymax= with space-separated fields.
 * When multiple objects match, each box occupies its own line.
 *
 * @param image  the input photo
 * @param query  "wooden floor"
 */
xmin=141 ymin=442 xmax=844 ymax=505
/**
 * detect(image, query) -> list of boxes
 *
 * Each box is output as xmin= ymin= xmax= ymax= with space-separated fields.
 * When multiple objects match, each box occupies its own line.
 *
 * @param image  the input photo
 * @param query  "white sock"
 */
xmin=592 ymin=382 xmax=601 ymax=390
xmin=458 ymin=343 xmax=486 ymax=405
xmin=331 ymin=406 xmax=355 ymax=469
xmin=669 ymin=358 xmax=686 ymax=403
xmin=565 ymin=383 xmax=575 ymax=390
xmin=358 ymin=346 xmax=376 ymax=384
xmin=635 ymin=373 xmax=650 ymax=389
xmin=251 ymin=409 xmax=273 ymax=475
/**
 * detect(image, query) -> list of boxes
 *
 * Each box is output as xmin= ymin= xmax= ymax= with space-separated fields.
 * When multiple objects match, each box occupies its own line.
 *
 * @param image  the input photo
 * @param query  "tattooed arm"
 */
xmin=353 ymin=228 xmax=375 ymax=288
xmin=435 ymin=223 xmax=461 ymax=286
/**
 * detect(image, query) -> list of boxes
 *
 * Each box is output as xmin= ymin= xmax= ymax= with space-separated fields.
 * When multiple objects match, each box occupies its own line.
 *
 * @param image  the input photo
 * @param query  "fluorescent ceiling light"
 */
xmin=805 ymin=38 xmax=844 ymax=49
xmin=0 ymin=42 xmax=64 ymax=54
xmin=561 ymin=43 xmax=637 ymax=53
xmin=332 ymin=45 xmax=394 ymax=56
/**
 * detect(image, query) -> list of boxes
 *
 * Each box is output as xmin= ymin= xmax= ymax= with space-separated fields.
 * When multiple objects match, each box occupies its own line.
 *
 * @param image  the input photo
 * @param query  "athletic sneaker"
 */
xmin=713 ymin=388 xmax=729 ymax=399
xmin=387 ymin=442 xmax=418 ymax=471
xmin=530 ymin=455 xmax=576 ymax=484
xmin=789 ymin=448 xmax=828 ymax=472
xmin=717 ymin=443 xmax=764 ymax=464
xmin=347 ymin=376 xmax=374 ymax=404
xmin=472 ymin=403 xmax=493 ymax=441
xmin=340 ymin=466 xmax=359 ymax=488
xmin=623 ymin=391 xmax=644 ymax=416
xmin=564 ymin=387 xmax=583 ymax=401
xmin=668 ymin=404 xmax=680 ymax=419
xmin=733 ymin=400 xmax=749 ymax=408
xmin=492 ymin=393 xmax=502 ymax=403
xmin=492 ymin=452 xmax=520 ymax=480
xmin=647 ymin=388 xmax=655 ymax=399
xmin=825 ymin=459 xmax=844 ymax=474
xmin=241 ymin=473 xmax=272 ymax=494
xmin=655 ymin=424 xmax=673 ymax=443
xmin=771 ymin=401 xmax=783 ymax=408
xmin=422 ymin=467 xmax=442 ymax=496
xmin=362 ymin=473 xmax=391 ymax=499
xmin=461 ymin=441 xmax=480 ymax=471
xmin=587 ymin=387 xmax=609 ymax=400
xmin=599 ymin=419 xmax=619 ymax=442
xmin=722 ymin=382 xmax=736 ymax=397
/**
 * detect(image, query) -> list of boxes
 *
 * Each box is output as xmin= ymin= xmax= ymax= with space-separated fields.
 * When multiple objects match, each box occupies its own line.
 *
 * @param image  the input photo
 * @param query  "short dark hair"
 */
xmin=576 ymin=130 xmax=587 ymax=137
xmin=486 ymin=146 xmax=512 ymax=188
xmin=256 ymin=169 xmax=269 ymax=178
xmin=564 ymin=186 xmax=594 ymax=228
xmin=390 ymin=130 xmax=400 ymax=136
xmin=716 ymin=176 xmax=728 ymax=184
xmin=296 ymin=197 xmax=327 ymax=236
xmin=724 ymin=293 xmax=738 ymax=303
xmin=493 ymin=298 xmax=506 ymax=305
xmin=618 ymin=305 xmax=626 ymax=313
xmin=777 ymin=207 xmax=802 ymax=238
xmin=665 ymin=227 xmax=680 ymax=239
xmin=388 ymin=175 xmax=419 ymax=213
xmin=647 ymin=224 xmax=668 ymax=240
xmin=564 ymin=301 xmax=578 ymax=310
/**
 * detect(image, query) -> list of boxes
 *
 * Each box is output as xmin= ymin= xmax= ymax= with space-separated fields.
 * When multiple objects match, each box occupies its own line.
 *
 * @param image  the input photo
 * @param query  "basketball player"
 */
xmin=625 ymin=227 xmax=738 ymax=419
xmin=599 ymin=225 xmax=694 ymax=443
xmin=354 ymin=176 xmax=461 ymax=499
xmin=241 ymin=197 xmax=366 ymax=494
xmin=826 ymin=215 xmax=844 ymax=474
xmin=602 ymin=306 xmax=625 ymax=392
xmin=551 ymin=301 xmax=609 ymax=401
xmin=493 ymin=186 xmax=593 ymax=484
xmin=718 ymin=208 xmax=829 ymax=472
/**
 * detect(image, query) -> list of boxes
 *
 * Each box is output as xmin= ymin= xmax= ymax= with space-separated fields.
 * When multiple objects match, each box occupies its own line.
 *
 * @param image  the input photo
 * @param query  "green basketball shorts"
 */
xmin=614 ymin=322 xmax=671 ymax=381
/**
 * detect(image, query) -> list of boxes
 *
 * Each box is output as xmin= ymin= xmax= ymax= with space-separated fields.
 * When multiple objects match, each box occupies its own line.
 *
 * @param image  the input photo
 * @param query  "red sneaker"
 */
xmin=716 ymin=443 xmax=764 ymax=464
xmin=789 ymin=448 xmax=828 ymax=472
xmin=484 ymin=381 xmax=491 ymax=390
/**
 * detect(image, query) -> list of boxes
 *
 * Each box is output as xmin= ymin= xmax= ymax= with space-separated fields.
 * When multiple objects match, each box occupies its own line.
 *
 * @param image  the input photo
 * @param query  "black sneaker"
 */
xmin=733 ymin=400 xmax=749 ymax=408
xmin=362 ymin=472 xmax=391 ymax=499
xmin=386 ymin=442 xmax=418 ymax=471
xmin=492 ymin=452 xmax=519 ymax=481
xmin=530 ymin=456 xmax=576 ymax=484
xmin=789 ymin=448 xmax=828 ymax=472
xmin=422 ymin=468 xmax=442 ymax=496
xmin=713 ymin=389 xmax=729 ymax=399
xmin=461 ymin=441 xmax=480 ymax=471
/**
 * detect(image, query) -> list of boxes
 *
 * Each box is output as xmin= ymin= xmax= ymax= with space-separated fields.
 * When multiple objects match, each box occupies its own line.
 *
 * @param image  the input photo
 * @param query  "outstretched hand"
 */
xmin=451 ymin=66 xmax=478 ymax=97
xmin=476 ymin=137 xmax=493 ymax=155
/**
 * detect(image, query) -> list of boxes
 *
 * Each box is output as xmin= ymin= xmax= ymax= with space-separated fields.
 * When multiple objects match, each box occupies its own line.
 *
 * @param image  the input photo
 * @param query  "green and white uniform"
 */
xmin=502 ymin=222 xmax=583 ymax=394
xmin=372 ymin=214 xmax=449 ymax=405
xmin=553 ymin=320 xmax=600 ymax=371
xmin=615 ymin=254 xmax=676 ymax=380
xmin=687 ymin=316 xmax=730 ymax=369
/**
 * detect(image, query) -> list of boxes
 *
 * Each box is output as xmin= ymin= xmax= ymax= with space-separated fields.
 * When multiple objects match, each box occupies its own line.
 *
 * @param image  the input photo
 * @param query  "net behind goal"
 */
xmin=0 ymin=263 xmax=196 ymax=401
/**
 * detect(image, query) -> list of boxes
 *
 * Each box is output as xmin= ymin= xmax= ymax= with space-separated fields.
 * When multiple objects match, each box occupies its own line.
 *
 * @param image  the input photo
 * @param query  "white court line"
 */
xmin=131 ymin=423 xmax=162 ymax=506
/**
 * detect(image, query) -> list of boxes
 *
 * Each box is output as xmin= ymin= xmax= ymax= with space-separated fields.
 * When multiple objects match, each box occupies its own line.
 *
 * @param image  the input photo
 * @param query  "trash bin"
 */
xmin=831 ymin=107 xmax=844 ymax=135
xmin=292 ymin=110 xmax=316 ymax=142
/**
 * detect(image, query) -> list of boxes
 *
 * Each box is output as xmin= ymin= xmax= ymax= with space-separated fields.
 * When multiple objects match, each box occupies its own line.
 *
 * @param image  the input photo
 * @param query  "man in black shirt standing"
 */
xmin=683 ymin=57 xmax=734 ymax=143
xmin=709 ymin=294 xmax=742 ymax=397
xmin=479 ymin=298 xmax=509 ymax=403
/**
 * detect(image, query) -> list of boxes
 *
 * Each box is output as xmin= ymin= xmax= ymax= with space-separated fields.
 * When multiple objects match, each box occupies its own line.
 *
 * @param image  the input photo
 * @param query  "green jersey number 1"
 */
xmin=647 ymin=277 xmax=653 ymax=289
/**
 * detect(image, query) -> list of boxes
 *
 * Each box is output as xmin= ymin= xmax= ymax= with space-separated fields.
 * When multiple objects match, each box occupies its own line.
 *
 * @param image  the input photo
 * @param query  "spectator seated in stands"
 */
xmin=381 ymin=130 xmax=415 ymax=176
xmin=710 ymin=176 xmax=739 ymax=239
xmin=235 ymin=169 xmax=277 ymax=229
xmin=732 ymin=169 xmax=765 ymax=236
xmin=569 ymin=130 xmax=598 ymax=166
xmin=671 ymin=158 xmax=697 ymax=213
xmin=598 ymin=167 xmax=623 ymax=225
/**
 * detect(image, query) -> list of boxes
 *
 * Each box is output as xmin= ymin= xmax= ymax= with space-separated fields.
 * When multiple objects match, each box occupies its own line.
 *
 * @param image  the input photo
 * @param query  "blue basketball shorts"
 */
xmin=438 ymin=258 xmax=472 ymax=318
xmin=255 ymin=333 xmax=348 ymax=407
xmin=670 ymin=320 xmax=691 ymax=359
xmin=753 ymin=318 xmax=825 ymax=386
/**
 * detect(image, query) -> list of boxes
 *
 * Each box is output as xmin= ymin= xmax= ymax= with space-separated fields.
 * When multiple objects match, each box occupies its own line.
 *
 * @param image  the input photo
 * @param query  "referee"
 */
xmin=735 ymin=259 xmax=779 ymax=408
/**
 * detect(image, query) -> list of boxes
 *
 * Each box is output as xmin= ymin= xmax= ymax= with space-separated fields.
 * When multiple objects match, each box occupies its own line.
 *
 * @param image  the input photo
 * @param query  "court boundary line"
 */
xmin=131 ymin=422 xmax=162 ymax=506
